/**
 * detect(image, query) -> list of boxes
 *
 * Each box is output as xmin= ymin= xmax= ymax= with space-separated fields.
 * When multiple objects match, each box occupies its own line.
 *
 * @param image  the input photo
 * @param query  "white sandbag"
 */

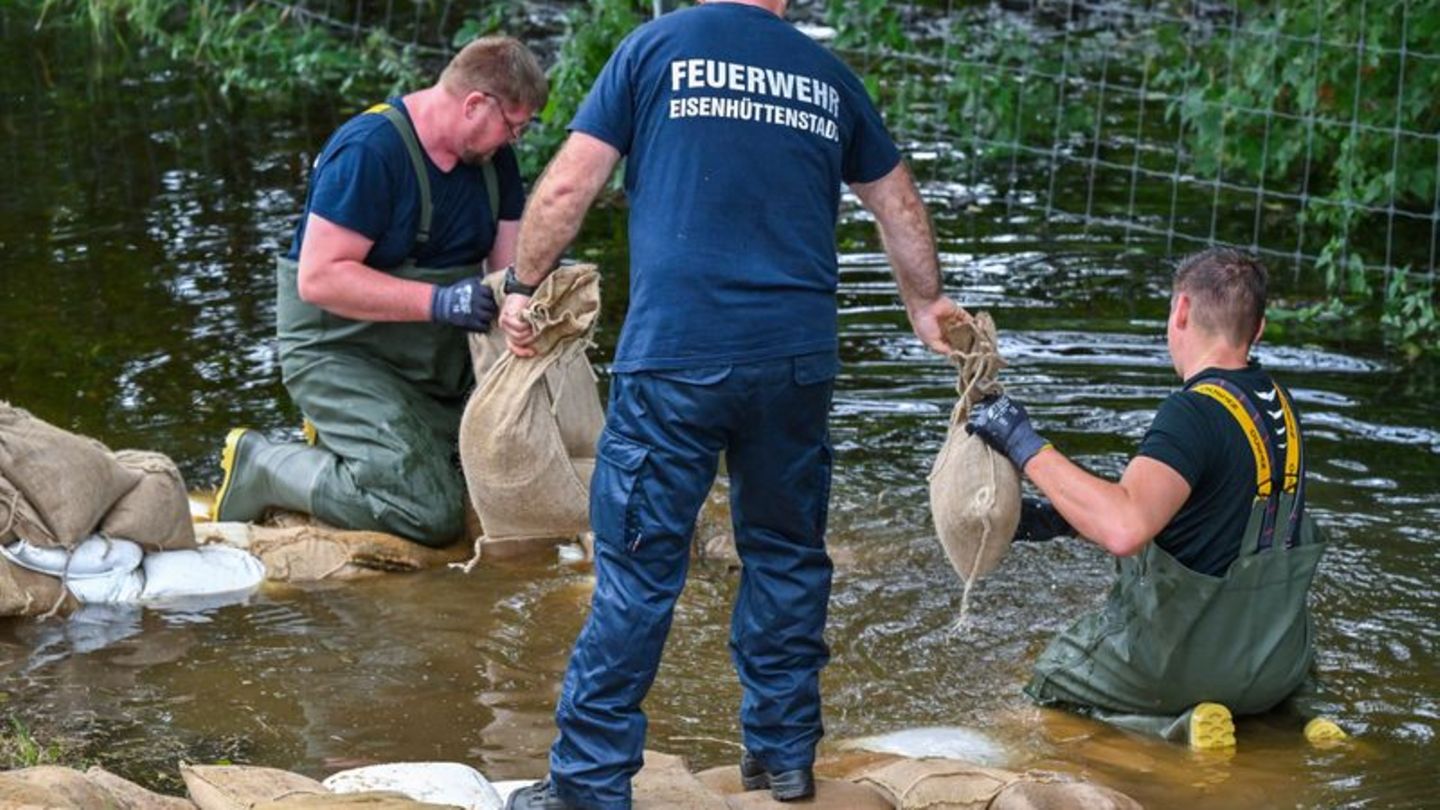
xmin=1 ymin=535 xmax=144 ymax=579
xmin=140 ymin=546 xmax=265 ymax=608
xmin=323 ymin=762 xmax=502 ymax=810
xmin=68 ymin=569 xmax=145 ymax=604
xmin=843 ymin=726 xmax=1012 ymax=767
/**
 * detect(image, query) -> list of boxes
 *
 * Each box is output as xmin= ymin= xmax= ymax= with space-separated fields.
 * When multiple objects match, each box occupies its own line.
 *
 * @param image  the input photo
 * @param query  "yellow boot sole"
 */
xmin=1189 ymin=702 xmax=1236 ymax=750
xmin=1304 ymin=717 xmax=1348 ymax=745
xmin=211 ymin=427 xmax=251 ymax=521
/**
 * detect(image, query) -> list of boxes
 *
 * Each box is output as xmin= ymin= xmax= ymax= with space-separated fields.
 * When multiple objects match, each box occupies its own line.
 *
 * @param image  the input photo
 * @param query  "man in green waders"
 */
xmin=967 ymin=247 xmax=1346 ymax=749
xmin=211 ymin=36 xmax=547 ymax=546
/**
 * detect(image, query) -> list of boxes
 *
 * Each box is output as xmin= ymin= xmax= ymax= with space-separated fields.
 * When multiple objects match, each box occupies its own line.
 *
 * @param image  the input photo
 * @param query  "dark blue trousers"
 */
xmin=549 ymin=353 xmax=837 ymax=810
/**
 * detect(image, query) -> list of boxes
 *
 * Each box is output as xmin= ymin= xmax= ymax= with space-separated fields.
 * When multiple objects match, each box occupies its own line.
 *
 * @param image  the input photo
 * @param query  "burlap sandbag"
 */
xmin=458 ymin=265 xmax=604 ymax=558
xmin=926 ymin=312 xmax=1021 ymax=628
xmin=467 ymin=270 xmax=606 ymax=466
xmin=182 ymin=765 xmax=328 ymax=810
xmin=853 ymin=758 xmax=1018 ymax=810
xmin=0 ymin=401 xmax=144 ymax=548
xmin=0 ymin=555 xmax=76 ymax=617
xmin=630 ymin=751 xmax=729 ymax=810
xmin=100 ymin=450 xmax=198 ymax=551
xmin=194 ymin=522 xmax=470 ymax=581
xmin=255 ymin=792 xmax=461 ymax=809
xmin=990 ymin=778 xmax=1143 ymax=810
xmin=85 ymin=766 xmax=199 ymax=809
xmin=0 ymin=765 xmax=120 ymax=808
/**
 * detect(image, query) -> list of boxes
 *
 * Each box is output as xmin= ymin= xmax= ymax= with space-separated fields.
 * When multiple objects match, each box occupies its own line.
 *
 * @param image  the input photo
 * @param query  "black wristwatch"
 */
xmin=503 ymin=265 xmax=539 ymax=296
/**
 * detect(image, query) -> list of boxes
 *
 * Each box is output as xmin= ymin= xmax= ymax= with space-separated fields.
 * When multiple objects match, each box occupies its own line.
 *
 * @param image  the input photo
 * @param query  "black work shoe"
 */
xmin=505 ymin=779 xmax=578 ymax=810
xmin=738 ymin=750 xmax=816 ymax=802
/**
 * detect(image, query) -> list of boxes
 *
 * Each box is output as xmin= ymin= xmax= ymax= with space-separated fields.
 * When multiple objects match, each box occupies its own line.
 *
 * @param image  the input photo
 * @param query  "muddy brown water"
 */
xmin=0 ymin=9 xmax=1436 ymax=809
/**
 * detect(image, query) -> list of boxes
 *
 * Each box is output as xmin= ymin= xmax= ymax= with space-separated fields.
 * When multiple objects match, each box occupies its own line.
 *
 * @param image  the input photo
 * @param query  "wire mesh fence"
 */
xmin=837 ymin=0 xmax=1438 ymax=289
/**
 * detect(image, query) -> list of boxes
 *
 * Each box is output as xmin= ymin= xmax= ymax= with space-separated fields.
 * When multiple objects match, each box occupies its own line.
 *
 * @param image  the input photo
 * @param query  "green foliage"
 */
xmin=0 ymin=715 xmax=85 ymax=769
xmin=826 ymin=0 xmax=1438 ymax=357
xmin=1380 ymin=270 xmax=1439 ymax=359
xmin=36 ymin=0 xmax=427 ymax=98
xmin=517 ymin=0 xmax=647 ymax=177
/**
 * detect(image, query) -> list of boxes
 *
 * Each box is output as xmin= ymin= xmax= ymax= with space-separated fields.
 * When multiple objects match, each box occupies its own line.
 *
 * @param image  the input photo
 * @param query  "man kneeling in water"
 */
xmin=967 ymin=247 xmax=1345 ymax=749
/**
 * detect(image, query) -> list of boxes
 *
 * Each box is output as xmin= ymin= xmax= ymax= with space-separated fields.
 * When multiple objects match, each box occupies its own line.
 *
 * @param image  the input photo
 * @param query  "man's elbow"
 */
xmin=296 ymin=262 xmax=332 ymax=306
xmin=1094 ymin=525 xmax=1152 ymax=557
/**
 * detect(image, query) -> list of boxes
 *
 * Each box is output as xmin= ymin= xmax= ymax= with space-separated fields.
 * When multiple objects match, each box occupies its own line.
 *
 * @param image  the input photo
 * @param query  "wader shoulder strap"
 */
xmin=1189 ymin=377 xmax=1305 ymax=552
xmin=1189 ymin=381 xmax=1277 ymax=498
xmin=364 ymin=102 xmax=432 ymax=245
xmin=482 ymin=160 xmax=500 ymax=227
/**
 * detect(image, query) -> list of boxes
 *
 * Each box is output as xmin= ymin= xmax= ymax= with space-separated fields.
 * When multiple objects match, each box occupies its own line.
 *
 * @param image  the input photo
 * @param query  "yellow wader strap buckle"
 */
xmin=1190 ymin=377 xmax=1306 ymax=551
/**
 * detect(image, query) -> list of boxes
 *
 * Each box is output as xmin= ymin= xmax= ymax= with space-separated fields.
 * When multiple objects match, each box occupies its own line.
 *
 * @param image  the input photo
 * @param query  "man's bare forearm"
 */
xmin=515 ymin=133 xmax=621 ymax=286
xmin=852 ymin=161 xmax=943 ymax=310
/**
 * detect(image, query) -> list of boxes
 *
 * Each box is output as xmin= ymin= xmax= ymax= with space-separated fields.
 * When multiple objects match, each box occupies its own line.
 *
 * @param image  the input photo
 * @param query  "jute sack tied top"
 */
xmin=0 ymin=401 xmax=143 ymax=548
xmin=100 ymin=449 xmax=198 ymax=551
xmin=927 ymin=312 xmax=1021 ymax=628
xmin=459 ymin=264 xmax=605 ymax=552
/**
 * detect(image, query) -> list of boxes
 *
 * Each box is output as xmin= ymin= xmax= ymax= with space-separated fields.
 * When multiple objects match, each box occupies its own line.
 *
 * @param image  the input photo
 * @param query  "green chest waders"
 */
xmin=273 ymin=103 xmax=500 ymax=546
xmin=1025 ymin=377 xmax=1327 ymax=731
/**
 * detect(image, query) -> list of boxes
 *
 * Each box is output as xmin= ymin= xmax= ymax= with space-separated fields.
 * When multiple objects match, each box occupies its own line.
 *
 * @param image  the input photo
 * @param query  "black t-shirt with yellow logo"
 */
xmin=1136 ymin=362 xmax=1298 ymax=576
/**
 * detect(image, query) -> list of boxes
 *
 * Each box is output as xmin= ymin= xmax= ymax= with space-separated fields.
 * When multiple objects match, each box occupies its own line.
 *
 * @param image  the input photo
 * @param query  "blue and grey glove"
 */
xmin=965 ymin=394 xmax=1051 ymax=471
xmin=1016 ymin=496 xmax=1073 ymax=542
xmin=431 ymin=276 xmax=497 ymax=333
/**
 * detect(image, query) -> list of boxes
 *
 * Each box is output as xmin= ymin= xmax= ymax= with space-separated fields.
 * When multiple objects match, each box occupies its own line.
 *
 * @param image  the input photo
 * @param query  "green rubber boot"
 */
xmin=211 ymin=428 xmax=330 ymax=523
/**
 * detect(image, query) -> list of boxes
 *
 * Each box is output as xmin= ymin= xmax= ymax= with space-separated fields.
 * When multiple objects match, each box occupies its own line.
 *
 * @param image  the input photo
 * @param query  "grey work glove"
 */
xmin=431 ymin=276 xmax=497 ymax=332
xmin=965 ymin=394 xmax=1051 ymax=471
xmin=1016 ymin=497 xmax=1074 ymax=542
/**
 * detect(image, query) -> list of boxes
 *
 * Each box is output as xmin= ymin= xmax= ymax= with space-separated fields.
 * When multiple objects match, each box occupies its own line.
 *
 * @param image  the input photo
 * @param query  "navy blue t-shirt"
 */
xmin=285 ymin=98 xmax=525 ymax=269
xmin=1137 ymin=363 xmax=1302 ymax=576
xmin=570 ymin=3 xmax=902 ymax=371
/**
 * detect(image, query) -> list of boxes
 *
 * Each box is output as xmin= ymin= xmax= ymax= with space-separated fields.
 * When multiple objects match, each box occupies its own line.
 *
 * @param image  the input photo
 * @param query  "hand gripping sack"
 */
xmin=459 ymin=265 xmax=604 ymax=553
xmin=928 ymin=312 xmax=1021 ymax=628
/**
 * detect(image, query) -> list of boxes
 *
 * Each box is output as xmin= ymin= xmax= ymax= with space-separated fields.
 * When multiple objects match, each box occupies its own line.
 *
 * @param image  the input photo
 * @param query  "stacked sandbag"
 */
xmin=0 ymin=765 xmax=197 ymax=808
xmin=854 ymin=758 xmax=1016 ymax=809
xmin=927 ymin=312 xmax=1021 ymax=627
xmin=0 ymin=555 xmax=76 ymax=616
xmin=85 ymin=766 xmax=199 ymax=809
xmin=197 ymin=522 xmax=471 ymax=582
xmin=182 ymin=764 xmax=329 ymax=809
xmin=694 ymin=764 xmax=893 ymax=810
xmin=323 ymin=762 xmax=502 ymax=809
xmin=852 ymin=758 xmax=1142 ymax=810
xmin=458 ymin=265 xmax=605 ymax=560
xmin=0 ymin=401 xmax=143 ymax=548
xmin=101 ymin=450 xmax=198 ymax=551
xmin=991 ymin=778 xmax=1143 ymax=810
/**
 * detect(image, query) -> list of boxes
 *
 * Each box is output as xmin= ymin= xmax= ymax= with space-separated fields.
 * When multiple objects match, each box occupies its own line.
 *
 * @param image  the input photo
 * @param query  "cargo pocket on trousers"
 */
xmin=590 ymin=429 xmax=650 ymax=550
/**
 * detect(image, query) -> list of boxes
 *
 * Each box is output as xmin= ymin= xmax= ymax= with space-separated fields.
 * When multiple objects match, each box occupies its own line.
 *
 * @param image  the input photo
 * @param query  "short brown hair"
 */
xmin=440 ymin=36 xmax=548 ymax=112
xmin=1173 ymin=247 xmax=1268 ymax=347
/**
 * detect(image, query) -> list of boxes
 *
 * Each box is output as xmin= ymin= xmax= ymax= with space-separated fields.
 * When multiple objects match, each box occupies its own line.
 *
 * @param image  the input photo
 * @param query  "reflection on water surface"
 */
xmin=0 ymin=9 xmax=1436 ymax=809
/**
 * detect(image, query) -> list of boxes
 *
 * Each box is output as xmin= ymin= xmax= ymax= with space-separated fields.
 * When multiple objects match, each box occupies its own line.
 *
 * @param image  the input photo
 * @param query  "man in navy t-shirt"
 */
xmin=211 ymin=37 xmax=546 ymax=546
xmin=499 ymin=3 xmax=966 ymax=808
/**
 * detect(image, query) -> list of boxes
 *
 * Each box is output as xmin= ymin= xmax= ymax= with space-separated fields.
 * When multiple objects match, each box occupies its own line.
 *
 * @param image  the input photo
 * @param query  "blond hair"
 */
xmin=440 ymin=36 xmax=548 ymax=111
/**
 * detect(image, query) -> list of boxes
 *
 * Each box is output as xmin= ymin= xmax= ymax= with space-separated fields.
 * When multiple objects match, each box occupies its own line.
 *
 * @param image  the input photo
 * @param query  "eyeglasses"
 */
xmin=484 ymin=93 xmax=531 ymax=143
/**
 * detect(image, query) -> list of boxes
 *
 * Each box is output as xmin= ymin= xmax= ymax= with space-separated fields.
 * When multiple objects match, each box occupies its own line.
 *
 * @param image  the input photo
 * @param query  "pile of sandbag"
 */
xmin=196 ymin=521 xmax=472 ymax=582
xmin=0 ymin=749 xmax=1145 ymax=810
xmin=927 ymin=313 xmax=1021 ymax=628
xmin=458 ymin=265 xmax=605 ymax=563
xmin=0 ymin=401 xmax=265 ymax=616
xmin=852 ymin=757 xmax=1143 ymax=810
xmin=0 ymin=403 xmax=195 ymax=552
